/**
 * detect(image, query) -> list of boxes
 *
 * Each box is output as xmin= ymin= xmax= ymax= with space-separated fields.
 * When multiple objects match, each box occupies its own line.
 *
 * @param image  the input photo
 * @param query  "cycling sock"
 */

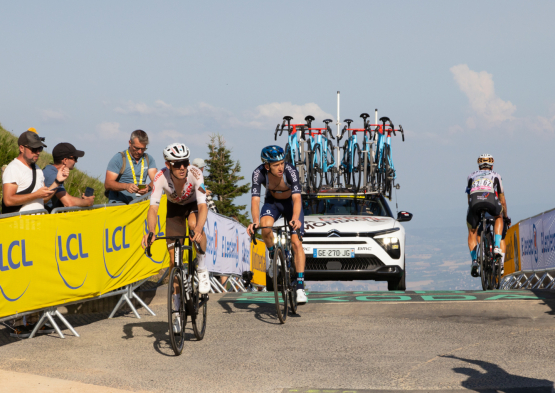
xmin=500 ymin=253 xmax=505 ymax=266
xmin=172 ymin=294 xmax=181 ymax=310
xmin=297 ymin=272 xmax=305 ymax=290
xmin=494 ymin=234 xmax=502 ymax=248
xmin=470 ymin=246 xmax=477 ymax=261
xmin=268 ymin=246 xmax=275 ymax=259
xmin=196 ymin=252 xmax=206 ymax=271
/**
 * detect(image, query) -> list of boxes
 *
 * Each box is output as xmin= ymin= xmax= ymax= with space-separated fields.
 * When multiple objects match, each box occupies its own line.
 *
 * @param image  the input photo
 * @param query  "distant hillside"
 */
xmin=0 ymin=124 xmax=108 ymax=205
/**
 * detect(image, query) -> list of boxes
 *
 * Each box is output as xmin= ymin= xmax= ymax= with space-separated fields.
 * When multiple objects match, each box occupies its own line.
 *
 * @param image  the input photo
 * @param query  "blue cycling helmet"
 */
xmin=261 ymin=145 xmax=285 ymax=163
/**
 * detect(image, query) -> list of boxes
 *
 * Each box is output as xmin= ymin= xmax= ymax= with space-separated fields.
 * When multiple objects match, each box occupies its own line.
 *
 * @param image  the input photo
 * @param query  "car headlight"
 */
xmin=273 ymin=233 xmax=279 ymax=245
xmin=374 ymin=236 xmax=401 ymax=259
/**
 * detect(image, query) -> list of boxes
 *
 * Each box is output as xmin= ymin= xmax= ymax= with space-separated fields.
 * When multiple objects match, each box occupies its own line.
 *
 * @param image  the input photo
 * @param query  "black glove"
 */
xmin=504 ymin=216 xmax=512 ymax=227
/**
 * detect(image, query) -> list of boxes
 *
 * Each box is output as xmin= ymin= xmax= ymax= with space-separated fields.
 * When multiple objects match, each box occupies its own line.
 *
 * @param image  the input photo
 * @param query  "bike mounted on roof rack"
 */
xmin=274 ymin=112 xmax=405 ymax=199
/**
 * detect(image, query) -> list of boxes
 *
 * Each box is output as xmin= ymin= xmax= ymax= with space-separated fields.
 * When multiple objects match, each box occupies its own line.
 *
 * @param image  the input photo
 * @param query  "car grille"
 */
xmin=305 ymin=256 xmax=384 ymax=271
xmin=303 ymin=241 xmax=367 ymax=245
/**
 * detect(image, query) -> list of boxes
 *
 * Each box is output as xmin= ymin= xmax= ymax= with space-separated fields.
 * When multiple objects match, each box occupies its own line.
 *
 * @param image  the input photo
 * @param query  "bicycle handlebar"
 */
xmin=144 ymin=232 xmax=198 ymax=258
xmin=398 ymin=125 xmax=405 ymax=142
xmin=249 ymin=222 xmax=303 ymax=245
xmin=379 ymin=116 xmax=395 ymax=136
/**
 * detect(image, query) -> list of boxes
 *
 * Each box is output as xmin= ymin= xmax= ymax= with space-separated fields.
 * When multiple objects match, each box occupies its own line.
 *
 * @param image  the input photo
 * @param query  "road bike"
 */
xmin=275 ymin=116 xmax=309 ymax=191
xmin=251 ymin=222 xmax=298 ymax=323
xmin=338 ymin=118 xmax=365 ymax=191
xmin=476 ymin=211 xmax=502 ymax=291
xmin=304 ymin=116 xmax=336 ymax=190
xmin=373 ymin=117 xmax=404 ymax=199
xmin=145 ymin=231 xmax=208 ymax=355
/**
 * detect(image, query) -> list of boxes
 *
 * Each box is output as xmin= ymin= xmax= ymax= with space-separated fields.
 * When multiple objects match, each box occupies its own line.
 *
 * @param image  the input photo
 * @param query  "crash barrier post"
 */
xmin=500 ymin=206 xmax=555 ymax=290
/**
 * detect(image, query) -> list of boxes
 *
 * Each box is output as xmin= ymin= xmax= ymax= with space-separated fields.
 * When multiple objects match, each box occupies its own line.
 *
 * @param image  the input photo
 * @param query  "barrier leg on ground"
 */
xmin=109 ymin=279 xmax=155 ymax=319
xmin=209 ymin=274 xmax=226 ymax=293
xmin=532 ymin=272 xmax=549 ymax=289
xmin=29 ymin=307 xmax=80 ymax=339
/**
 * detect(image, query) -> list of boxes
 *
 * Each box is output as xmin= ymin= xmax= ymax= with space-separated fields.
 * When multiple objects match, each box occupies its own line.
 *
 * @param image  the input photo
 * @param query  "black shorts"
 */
xmin=260 ymin=196 xmax=305 ymax=236
xmin=166 ymin=201 xmax=198 ymax=247
xmin=466 ymin=193 xmax=502 ymax=230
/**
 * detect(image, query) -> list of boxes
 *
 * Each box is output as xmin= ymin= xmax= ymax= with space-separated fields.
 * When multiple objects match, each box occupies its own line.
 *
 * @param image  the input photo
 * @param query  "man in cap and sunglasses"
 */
xmin=1 ymin=130 xmax=69 ymax=214
xmin=43 ymin=143 xmax=95 ymax=211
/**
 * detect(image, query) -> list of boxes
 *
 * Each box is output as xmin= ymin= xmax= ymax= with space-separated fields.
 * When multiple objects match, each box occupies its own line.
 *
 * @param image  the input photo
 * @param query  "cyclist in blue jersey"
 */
xmin=247 ymin=146 xmax=307 ymax=304
xmin=466 ymin=154 xmax=509 ymax=277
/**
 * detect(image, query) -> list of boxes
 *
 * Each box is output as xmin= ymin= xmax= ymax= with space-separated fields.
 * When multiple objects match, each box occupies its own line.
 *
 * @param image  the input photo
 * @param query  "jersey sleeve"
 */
xmin=495 ymin=174 xmax=504 ymax=195
xmin=194 ymin=171 xmax=208 ymax=205
xmin=285 ymin=164 xmax=301 ymax=194
xmin=106 ymin=152 xmax=123 ymax=174
xmin=150 ymin=169 xmax=166 ymax=206
xmin=251 ymin=166 xmax=264 ymax=197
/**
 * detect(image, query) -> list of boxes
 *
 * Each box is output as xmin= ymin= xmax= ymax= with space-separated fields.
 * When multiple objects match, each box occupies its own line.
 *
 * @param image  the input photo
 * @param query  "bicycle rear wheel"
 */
xmin=273 ymin=247 xmax=288 ymax=323
xmin=342 ymin=141 xmax=351 ymax=188
xmin=480 ymin=234 xmax=492 ymax=291
xmin=168 ymin=267 xmax=186 ymax=355
xmin=311 ymin=144 xmax=323 ymax=192
xmin=324 ymin=145 xmax=335 ymax=187
xmin=492 ymin=255 xmax=502 ymax=290
xmin=352 ymin=144 xmax=362 ymax=192
xmin=192 ymin=267 xmax=208 ymax=340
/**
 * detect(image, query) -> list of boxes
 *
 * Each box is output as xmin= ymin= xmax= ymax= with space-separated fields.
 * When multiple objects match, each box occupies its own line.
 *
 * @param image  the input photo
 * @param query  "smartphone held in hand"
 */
xmin=84 ymin=187 xmax=95 ymax=197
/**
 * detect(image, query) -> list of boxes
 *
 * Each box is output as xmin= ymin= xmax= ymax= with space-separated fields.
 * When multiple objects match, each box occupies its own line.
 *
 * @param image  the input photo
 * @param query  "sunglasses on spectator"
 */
xmin=67 ymin=156 xmax=78 ymax=162
xmin=170 ymin=160 xmax=189 ymax=168
xmin=130 ymin=144 xmax=147 ymax=152
xmin=25 ymin=146 xmax=43 ymax=153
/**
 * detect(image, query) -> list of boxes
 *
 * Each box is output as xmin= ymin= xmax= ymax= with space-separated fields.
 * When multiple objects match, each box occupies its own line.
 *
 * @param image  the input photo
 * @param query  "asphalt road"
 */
xmin=1 ymin=289 xmax=554 ymax=393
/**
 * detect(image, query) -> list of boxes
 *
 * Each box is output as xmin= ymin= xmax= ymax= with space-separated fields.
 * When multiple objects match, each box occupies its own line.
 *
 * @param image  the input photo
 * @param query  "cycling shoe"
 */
xmin=471 ymin=260 xmax=480 ymax=277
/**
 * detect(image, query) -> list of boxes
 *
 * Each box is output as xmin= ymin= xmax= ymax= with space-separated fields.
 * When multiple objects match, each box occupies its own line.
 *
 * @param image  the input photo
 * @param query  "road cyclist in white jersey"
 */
xmin=247 ymin=145 xmax=307 ymax=305
xmin=466 ymin=154 xmax=510 ymax=277
xmin=142 ymin=143 xmax=210 ymax=334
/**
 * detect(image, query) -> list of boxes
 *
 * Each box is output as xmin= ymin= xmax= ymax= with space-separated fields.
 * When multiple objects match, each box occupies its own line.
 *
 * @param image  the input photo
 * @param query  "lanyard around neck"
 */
xmin=126 ymin=150 xmax=145 ymax=185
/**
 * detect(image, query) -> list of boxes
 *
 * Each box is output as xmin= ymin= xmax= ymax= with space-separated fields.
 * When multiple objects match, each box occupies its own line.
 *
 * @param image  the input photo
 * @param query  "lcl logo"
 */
xmin=57 ymin=234 xmax=89 ymax=261
xmin=105 ymin=226 xmax=130 ymax=253
xmin=56 ymin=232 xmax=89 ymax=289
xmin=0 ymin=240 xmax=33 ymax=271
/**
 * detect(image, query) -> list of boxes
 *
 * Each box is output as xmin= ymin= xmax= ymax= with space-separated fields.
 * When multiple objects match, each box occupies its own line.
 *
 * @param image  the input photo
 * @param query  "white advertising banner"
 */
xmin=203 ymin=211 xmax=251 ymax=275
xmin=519 ymin=218 xmax=534 ymax=272
xmin=540 ymin=208 xmax=555 ymax=270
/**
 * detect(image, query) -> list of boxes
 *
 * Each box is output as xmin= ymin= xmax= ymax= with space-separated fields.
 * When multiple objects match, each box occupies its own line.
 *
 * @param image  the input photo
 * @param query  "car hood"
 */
xmin=276 ymin=215 xmax=398 ymax=234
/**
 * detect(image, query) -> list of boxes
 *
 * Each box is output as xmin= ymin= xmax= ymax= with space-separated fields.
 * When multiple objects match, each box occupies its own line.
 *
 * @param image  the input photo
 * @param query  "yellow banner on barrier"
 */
xmin=250 ymin=241 xmax=266 ymax=286
xmin=504 ymin=224 xmax=521 ymax=276
xmin=0 ymin=197 xmax=172 ymax=319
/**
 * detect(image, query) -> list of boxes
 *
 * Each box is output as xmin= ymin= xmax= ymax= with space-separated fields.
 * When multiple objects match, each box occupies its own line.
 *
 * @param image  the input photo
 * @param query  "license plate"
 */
xmin=313 ymin=248 xmax=355 ymax=258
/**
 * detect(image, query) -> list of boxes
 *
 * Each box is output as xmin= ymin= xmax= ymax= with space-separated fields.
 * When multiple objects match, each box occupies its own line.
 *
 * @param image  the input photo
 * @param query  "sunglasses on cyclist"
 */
xmin=25 ymin=146 xmax=43 ymax=153
xmin=170 ymin=160 xmax=189 ymax=168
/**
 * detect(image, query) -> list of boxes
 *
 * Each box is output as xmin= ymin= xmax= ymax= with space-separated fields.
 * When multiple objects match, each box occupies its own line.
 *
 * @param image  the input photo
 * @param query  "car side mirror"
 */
xmin=397 ymin=211 xmax=413 ymax=222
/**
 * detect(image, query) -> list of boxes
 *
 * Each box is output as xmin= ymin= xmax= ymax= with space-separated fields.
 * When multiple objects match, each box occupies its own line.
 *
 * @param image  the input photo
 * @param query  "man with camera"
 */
xmin=43 ymin=143 xmax=95 ymax=211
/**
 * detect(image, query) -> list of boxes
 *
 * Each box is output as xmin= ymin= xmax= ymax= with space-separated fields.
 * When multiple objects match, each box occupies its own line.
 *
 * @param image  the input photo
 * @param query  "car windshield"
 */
xmin=303 ymin=197 xmax=388 ymax=217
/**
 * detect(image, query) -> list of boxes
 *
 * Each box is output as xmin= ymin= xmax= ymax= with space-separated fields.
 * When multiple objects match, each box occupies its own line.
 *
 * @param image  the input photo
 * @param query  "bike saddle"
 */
xmin=305 ymin=115 xmax=315 ymax=122
xmin=344 ymin=119 xmax=353 ymax=124
xmin=379 ymin=116 xmax=391 ymax=123
xmin=360 ymin=113 xmax=370 ymax=119
xmin=283 ymin=116 xmax=293 ymax=121
xmin=323 ymin=119 xmax=333 ymax=124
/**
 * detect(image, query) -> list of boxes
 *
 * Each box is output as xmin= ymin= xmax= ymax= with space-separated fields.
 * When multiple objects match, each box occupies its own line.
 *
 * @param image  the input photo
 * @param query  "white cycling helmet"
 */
xmin=478 ymin=153 xmax=494 ymax=169
xmin=163 ymin=143 xmax=190 ymax=161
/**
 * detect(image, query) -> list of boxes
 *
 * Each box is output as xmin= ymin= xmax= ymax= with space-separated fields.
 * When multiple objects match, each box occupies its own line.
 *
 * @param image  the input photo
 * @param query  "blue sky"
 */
xmin=1 ymin=1 xmax=554 ymax=288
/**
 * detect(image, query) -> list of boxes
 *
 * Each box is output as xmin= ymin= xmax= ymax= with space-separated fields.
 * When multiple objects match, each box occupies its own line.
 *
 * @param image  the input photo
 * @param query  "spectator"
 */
xmin=1 ymin=131 xmax=69 ymax=214
xmin=192 ymin=158 xmax=212 ymax=196
xmin=104 ymin=130 xmax=157 ymax=204
xmin=43 ymin=143 xmax=95 ymax=211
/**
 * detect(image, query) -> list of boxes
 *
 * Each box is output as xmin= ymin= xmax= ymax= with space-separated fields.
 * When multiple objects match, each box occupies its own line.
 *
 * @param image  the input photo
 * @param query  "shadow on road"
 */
xmin=219 ymin=299 xmax=300 ymax=325
xmin=122 ymin=321 xmax=195 ymax=357
xmin=530 ymin=289 xmax=555 ymax=317
xmin=443 ymin=355 xmax=554 ymax=392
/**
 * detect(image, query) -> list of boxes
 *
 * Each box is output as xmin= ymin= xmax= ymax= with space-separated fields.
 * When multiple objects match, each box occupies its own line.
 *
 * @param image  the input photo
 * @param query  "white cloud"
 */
xmin=246 ymin=102 xmax=334 ymax=129
xmin=40 ymin=109 xmax=68 ymax=124
xmin=114 ymin=100 xmax=194 ymax=117
xmin=96 ymin=122 xmax=126 ymax=140
xmin=450 ymin=64 xmax=516 ymax=126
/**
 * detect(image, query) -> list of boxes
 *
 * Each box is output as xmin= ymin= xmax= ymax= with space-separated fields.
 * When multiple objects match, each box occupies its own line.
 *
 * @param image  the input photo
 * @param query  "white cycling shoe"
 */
xmin=198 ymin=270 xmax=210 ymax=294
xmin=493 ymin=246 xmax=502 ymax=256
xmin=296 ymin=289 xmax=308 ymax=305
xmin=173 ymin=315 xmax=181 ymax=335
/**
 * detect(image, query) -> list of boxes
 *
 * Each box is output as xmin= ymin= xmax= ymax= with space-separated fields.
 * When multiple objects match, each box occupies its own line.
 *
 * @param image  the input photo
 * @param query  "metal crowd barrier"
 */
xmin=500 ymin=269 xmax=555 ymax=290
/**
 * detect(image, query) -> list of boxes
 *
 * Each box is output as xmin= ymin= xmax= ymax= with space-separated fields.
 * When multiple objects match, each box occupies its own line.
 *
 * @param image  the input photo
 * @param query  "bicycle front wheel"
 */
xmin=352 ymin=144 xmax=362 ymax=192
xmin=342 ymin=141 xmax=351 ymax=188
xmin=324 ymin=145 xmax=335 ymax=187
xmin=192 ymin=268 xmax=208 ymax=340
xmin=289 ymin=256 xmax=298 ymax=315
xmin=168 ymin=267 xmax=186 ymax=355
xmin=273 ymin=247 xmax=288 ymax=323
xmin=312 ymin=144 xmax=323 ymax=192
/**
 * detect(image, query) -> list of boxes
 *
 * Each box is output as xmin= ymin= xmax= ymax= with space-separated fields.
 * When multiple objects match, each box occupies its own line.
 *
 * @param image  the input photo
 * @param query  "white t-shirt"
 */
xmin=2 ymin=158 xmax=45 ymax=212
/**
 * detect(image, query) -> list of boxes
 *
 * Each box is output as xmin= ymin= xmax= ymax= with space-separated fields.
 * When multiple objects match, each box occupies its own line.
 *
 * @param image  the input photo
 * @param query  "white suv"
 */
xmin=298 ymin=192 xmax=412 ymax=291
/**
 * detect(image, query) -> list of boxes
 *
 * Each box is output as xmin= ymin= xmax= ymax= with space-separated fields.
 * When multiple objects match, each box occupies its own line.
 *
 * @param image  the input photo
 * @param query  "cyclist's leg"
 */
xmin=279 ymin=198 xmax=306 ymax=294
xmin=166 ymin=201 xmax=188 ymax=307
xmin=466 ymin=205 xmax=480 ymax=277
xmin=260 ymin=198 xmax=280 ymax=257
xmin=185 ymin=203 xmax=211 ymax=294
xmin=490 ymin=198 xmax=504 ymax=253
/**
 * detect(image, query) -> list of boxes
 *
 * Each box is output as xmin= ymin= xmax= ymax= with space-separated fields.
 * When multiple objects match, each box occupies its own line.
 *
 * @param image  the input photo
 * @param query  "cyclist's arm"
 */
xmin=498 ymin=193 xmax=508 ymax=217
xmin=291 ymin=193 xmax=302 ymax=221
xmin=146 ymin=205 xmax=159 ymax=234
xmin=251 ymin=196 xmax=260 ymax=225
xmin=495 ymin=176 xmax=507 ymax=217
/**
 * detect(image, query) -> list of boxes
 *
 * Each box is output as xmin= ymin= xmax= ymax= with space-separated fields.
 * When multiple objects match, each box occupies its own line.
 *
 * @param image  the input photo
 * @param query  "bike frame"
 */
xmin=306 ymin=128 xmax=335 ymax=174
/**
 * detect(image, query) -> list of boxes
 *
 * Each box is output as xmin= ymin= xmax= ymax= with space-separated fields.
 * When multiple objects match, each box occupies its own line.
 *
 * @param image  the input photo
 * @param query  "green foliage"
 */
xmin=204 ymin=134 xmax=251 ymax=226
xmin=0 ymin=124 xmax=108 ymax=205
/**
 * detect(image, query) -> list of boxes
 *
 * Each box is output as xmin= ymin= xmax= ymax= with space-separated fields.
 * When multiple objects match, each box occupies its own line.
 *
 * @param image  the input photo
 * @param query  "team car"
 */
xmin=274 ymin=189 xmax=412 ymax=291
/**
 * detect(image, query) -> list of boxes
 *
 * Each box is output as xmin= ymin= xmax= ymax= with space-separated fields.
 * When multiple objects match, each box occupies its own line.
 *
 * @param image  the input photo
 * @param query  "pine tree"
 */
xmin=204 ymin=134 xmax=251 ymax=226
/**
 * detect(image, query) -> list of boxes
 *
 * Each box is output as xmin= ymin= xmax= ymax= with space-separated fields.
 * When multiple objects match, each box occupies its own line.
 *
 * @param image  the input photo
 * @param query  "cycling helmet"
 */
xmin=478 ymin=153 xmax=494 ymax=169
xmin=163 ymin=143 xmax=190 ymax=161
xmin=261 ymin=145 xmax=285 ymax=163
